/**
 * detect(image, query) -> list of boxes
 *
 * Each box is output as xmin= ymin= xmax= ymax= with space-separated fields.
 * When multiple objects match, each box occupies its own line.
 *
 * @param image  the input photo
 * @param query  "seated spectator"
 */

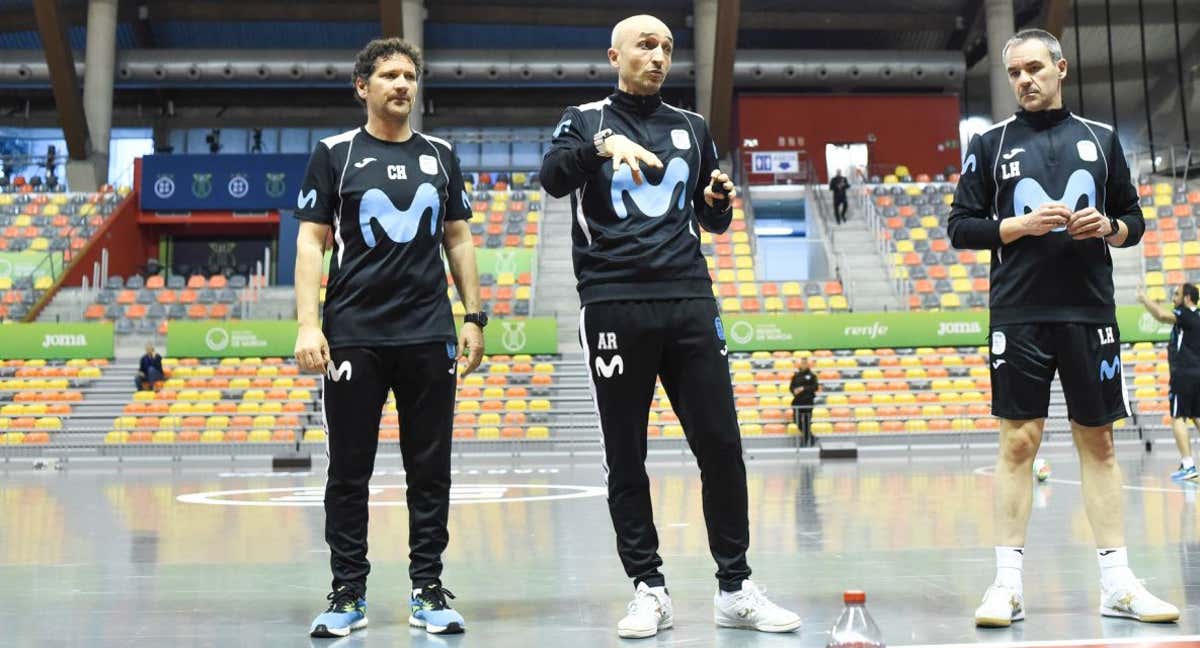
xmin=136 ymin=343 xmax=164 ymax=391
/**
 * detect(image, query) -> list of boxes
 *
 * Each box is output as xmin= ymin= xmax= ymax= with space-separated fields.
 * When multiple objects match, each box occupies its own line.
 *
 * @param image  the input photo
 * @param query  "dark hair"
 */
xmin=1183 ymin=283 xmax=1199 ymax=304
xmin=352 ymin=37 xmax=423 ymax=102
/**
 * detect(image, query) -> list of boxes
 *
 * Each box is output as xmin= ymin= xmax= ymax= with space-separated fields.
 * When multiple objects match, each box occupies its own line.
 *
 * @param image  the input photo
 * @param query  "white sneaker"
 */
xmin=1100 ymin=581 xmax=1180 ymax=623
xmin=617 ymin=582 xmax=673 ymax=639
xmin=974 ymin=584 xmax=1024 ymax=627
xmin=713 ymin=580 xmax=802 ymax=633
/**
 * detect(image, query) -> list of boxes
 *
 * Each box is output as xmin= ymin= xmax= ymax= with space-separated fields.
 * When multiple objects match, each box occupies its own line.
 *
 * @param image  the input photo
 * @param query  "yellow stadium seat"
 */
xmin=152 ymin=430 xmax=176 ymax=443
xmin=252 ymin=415 xmax=276 ymax=428
xmin=477 ymin=427 xmax=500 ymax=440
xmin=737 ymin=283 xmax=757 ymax=297
xmin=830 ymin=295 xmax=849 ymax=311
xmin=721 ymin=298 xmax=742 ymax=312
xmin=104 ymin=431 xmax=129 ymax=444
xmin=905 ymin=419 xmax=928 ymax=432
xmin=859 ymin=421 xmax=881 ymax=434
xmin=530 ymin=399 xmax=551 ymax=412
xmin=920 ymin=215 xmax=939 ymax=228
xmin=201 ymin=430 xmax=224 ymax=443
xmin=807 ymin=296 xmax=828 ymax=311
xmin=248 ymin=429 xmax=271 ymax=443
xmin=1163 ymin=242 xmax=1182 ymax=256
xmin=260 ymin=402 xmax=282 ymax=414
xmin=1145 ymin=272 xmax=1164 ymax=286
xmin=895 ymin=240 xmax=915 ymax=253
xmin=526 ymin=426 xmax=550 ymax=439
xmin=303 ymin=428 xmax=326 ymax=442
xmin=812 ymin=422 xmax=834 ymax=434
xmin=940 ymin=293 xmax=961 ymax=308
xmin=781 ymin=282 xmax=802 ymax=296
xmin=133 ymin=390 xmax=155 ymax=402
xmin=909 ymin=228 xmax=928 ymax=241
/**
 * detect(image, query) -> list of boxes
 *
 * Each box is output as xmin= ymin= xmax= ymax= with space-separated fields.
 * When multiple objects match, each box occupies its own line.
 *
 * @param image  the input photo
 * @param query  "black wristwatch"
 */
xmin=464 ymin=312 xmax=488 ymax=328
xmin=1106 ymin=215 xmax=1121 ymax=240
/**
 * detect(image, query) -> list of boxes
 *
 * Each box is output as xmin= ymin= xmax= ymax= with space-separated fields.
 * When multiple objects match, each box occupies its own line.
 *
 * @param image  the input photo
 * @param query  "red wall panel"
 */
xmin=737 ymin=94 xmax=961 ymax=182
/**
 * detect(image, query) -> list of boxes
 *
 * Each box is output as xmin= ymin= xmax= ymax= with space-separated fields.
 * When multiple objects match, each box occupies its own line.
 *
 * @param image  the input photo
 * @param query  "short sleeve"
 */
xmin=295 ymin=143 xmax=337 ymax=225
xmin=445 ymin=145 xmax=472 ymax=222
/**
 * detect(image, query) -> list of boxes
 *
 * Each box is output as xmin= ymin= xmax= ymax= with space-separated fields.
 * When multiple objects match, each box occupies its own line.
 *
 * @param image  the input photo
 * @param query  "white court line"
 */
xmin=973 ymin=465 xmax=1192 ymax=494
xmin=896 ymin=634 xmax=1200 ymax=648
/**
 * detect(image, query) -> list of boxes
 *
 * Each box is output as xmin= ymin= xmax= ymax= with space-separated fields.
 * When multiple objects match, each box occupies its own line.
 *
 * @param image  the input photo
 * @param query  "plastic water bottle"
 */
xmin=826 ymin=590 xmax=885 ymax=648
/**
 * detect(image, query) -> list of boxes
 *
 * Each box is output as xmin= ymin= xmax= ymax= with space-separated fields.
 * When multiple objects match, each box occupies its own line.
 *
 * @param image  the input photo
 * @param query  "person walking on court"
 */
xmin=789 ymin=357 xmax=819 ymax=447
xmin=540 ymin=13 xmax=802 ymax=640
xmin=1138 ymin=283 xmax=1200 ymax=481
xmin=829 ymin=169 xmax=850 ymax=224
xmin=293 ymin=37 xmax=484 ymax=638
xmin=948 ymin=29 xmax=1178 ymax=626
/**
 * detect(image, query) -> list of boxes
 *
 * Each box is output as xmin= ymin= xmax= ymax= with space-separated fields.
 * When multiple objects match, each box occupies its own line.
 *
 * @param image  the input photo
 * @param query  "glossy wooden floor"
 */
xmin=4 ymin=445 xmax=1200 ymax=647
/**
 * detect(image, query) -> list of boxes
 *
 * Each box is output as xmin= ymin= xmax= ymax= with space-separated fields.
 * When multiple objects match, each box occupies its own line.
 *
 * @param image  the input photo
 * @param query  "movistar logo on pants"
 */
xmin=359 ymin=184 xmax=440 ymax=247
xmin=1099 ymin=356 xmax=1121 ymax=381
xmin=1013 ymin=170 xmax=1096 ymax=231
xmin=326 ymin=360 xmax=353 ymax=382
xmin=611 ymin=157 xmax=690 ymax=219
xmin=595 ymin=355 xmax=624 ymax=378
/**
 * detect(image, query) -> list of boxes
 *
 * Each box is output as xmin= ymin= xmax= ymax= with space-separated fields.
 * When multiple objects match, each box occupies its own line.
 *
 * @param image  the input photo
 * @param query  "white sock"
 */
xmin=994 ymin=546 xmax=1024 ymax=591
xmin=1098 ymin=547 xmax=1137 ymax=591
xmin=1182 ymin=456 xmax=1195 ymax=470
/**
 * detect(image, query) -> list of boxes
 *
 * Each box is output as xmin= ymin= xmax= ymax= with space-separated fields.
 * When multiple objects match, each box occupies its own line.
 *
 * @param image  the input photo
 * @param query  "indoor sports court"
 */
xmin=1 ymin=0 xmax=1197 ymax=646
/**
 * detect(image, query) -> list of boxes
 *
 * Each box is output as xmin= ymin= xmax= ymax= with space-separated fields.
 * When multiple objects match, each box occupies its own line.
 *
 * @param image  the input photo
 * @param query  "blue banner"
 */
xmin=140 ymin=154 xmax=309 ymax=211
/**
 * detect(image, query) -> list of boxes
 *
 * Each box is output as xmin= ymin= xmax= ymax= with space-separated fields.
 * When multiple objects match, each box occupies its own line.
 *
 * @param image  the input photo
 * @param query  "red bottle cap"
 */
xmin=844 ymin=590 xmax=866 ymax=604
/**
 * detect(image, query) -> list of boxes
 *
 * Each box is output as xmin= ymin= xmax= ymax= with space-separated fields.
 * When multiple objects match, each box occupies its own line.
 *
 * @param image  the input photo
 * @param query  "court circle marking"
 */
xmin=973 ymin=465 xmax=1184 ymax=494
xmin=177 ymin=483 xmax=607 ymax=507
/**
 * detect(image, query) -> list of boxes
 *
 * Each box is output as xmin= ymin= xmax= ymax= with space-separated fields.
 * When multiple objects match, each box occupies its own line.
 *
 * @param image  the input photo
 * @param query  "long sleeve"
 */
xmin=692 ymin=119 xmax=732 ymax=234
xmin=540 ymin=108 xmax=606 ymax=198
xmin=947 ymin=134 xmax=1003 ymax=250
xmin=1105 ymin=136 xmax=1144 ymax=248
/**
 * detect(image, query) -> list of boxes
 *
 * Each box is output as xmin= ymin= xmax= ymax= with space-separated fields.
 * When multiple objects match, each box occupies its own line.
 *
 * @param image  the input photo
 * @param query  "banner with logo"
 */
xmin=1116 ymin=305 xmax=1172 ymax=343
xmin=0 ymin=323 xmax=113 ymax=359
xmin=169 ymin=318 xmax=557 ymax=358
xmin=719 ymin=307 xmax=1174 ymax=352
xmin=482 ymin=317 xmax=557 ymax=355
xmin=168 ymin=320 xmax=298 ymax=358
xmin=474 ymin=249 xmax=535 ymax=276
xmin=0 ymin=252 xmax=64 ymax=279
xmin=719 ymin=311 xmax=991 ymax=352
xmin=140 ymin=154 xmax=309 ymax=211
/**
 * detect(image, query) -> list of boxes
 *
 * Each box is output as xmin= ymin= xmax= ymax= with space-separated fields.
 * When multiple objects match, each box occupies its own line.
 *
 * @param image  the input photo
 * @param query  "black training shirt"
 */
xmin=1170 ymin=305 xmax=1200 ymax=378
xmin=540 ymin=89 xmax=731 ymax=305
xmin=295 ymin=127 xmax=471 ymax=348
xmin=947 ymin=108 xmax=1143 ymax=326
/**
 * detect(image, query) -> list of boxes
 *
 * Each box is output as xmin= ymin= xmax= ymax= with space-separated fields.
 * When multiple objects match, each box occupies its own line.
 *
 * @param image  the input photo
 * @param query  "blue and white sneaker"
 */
xmin=409 ymin=583 xmax=465 ymax=635
xmin=310 ymin=586 xmax=368 ymax=638
xmin=1170 ymin=464 xmax=1198 ymax=481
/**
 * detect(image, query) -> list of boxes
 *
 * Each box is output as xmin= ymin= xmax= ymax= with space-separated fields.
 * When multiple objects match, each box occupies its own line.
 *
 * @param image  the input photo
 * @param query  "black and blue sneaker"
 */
xmin=310 ymin=586 xmax=368 ymax=638
xmin=409 ymin=583 xmax=465 ymax=635
xmin=1171 ymin=463 xmax=1199 ymax=481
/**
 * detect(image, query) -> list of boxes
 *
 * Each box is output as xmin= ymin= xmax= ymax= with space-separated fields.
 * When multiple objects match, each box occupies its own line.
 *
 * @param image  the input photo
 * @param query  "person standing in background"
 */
xmin=789 ymin=357 xmax=819 ymax=447
xmin=829 ymin=169 xmax=850 ymax=224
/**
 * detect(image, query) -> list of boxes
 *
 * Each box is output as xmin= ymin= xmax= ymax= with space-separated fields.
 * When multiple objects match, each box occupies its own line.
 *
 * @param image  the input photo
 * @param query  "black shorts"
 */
xmin=989 ymin=322 xmax=1130 ymax=427
xmin=1170 ymin=374 xmax=1200 ymax=419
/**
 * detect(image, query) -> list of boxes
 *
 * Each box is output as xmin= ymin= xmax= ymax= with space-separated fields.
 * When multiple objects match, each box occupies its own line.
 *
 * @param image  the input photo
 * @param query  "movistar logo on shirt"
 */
xmin=611 ymin=157 xmax=690 ymax=219
xmin=1013 ymin=169 xmax=1095 ymax=232
xmin=359 ymin=185 xmax=440 ymax=247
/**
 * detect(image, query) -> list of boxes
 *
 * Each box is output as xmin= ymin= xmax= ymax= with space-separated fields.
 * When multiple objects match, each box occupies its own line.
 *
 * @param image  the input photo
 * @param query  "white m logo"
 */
xmin=595 ymin=355 xmax=624 ymax=379
xmin=297 ymin=188 xmax=317 ymax=210
xmin=326 ymin=360 xmax=352 ymax=382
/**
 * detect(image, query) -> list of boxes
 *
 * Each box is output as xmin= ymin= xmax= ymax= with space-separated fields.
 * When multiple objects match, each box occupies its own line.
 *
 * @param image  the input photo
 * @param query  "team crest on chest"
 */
xmin=419 ymin=154 xmax=439 ymax=176
xmin=671 ymin=129 xmax=691 ymax=150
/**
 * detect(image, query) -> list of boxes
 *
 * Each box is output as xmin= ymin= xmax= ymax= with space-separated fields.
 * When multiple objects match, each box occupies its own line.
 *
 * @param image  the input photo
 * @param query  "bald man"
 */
xmin=540 ymin=14 xmax=802 ymax=639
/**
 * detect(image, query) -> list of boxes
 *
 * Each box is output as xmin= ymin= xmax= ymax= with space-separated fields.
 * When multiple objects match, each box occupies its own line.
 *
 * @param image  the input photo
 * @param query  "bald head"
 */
xmin=609 ymin=14 xmax=673 ymax=95
xmin=611 ymin=14 xmax=672 ymax=49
